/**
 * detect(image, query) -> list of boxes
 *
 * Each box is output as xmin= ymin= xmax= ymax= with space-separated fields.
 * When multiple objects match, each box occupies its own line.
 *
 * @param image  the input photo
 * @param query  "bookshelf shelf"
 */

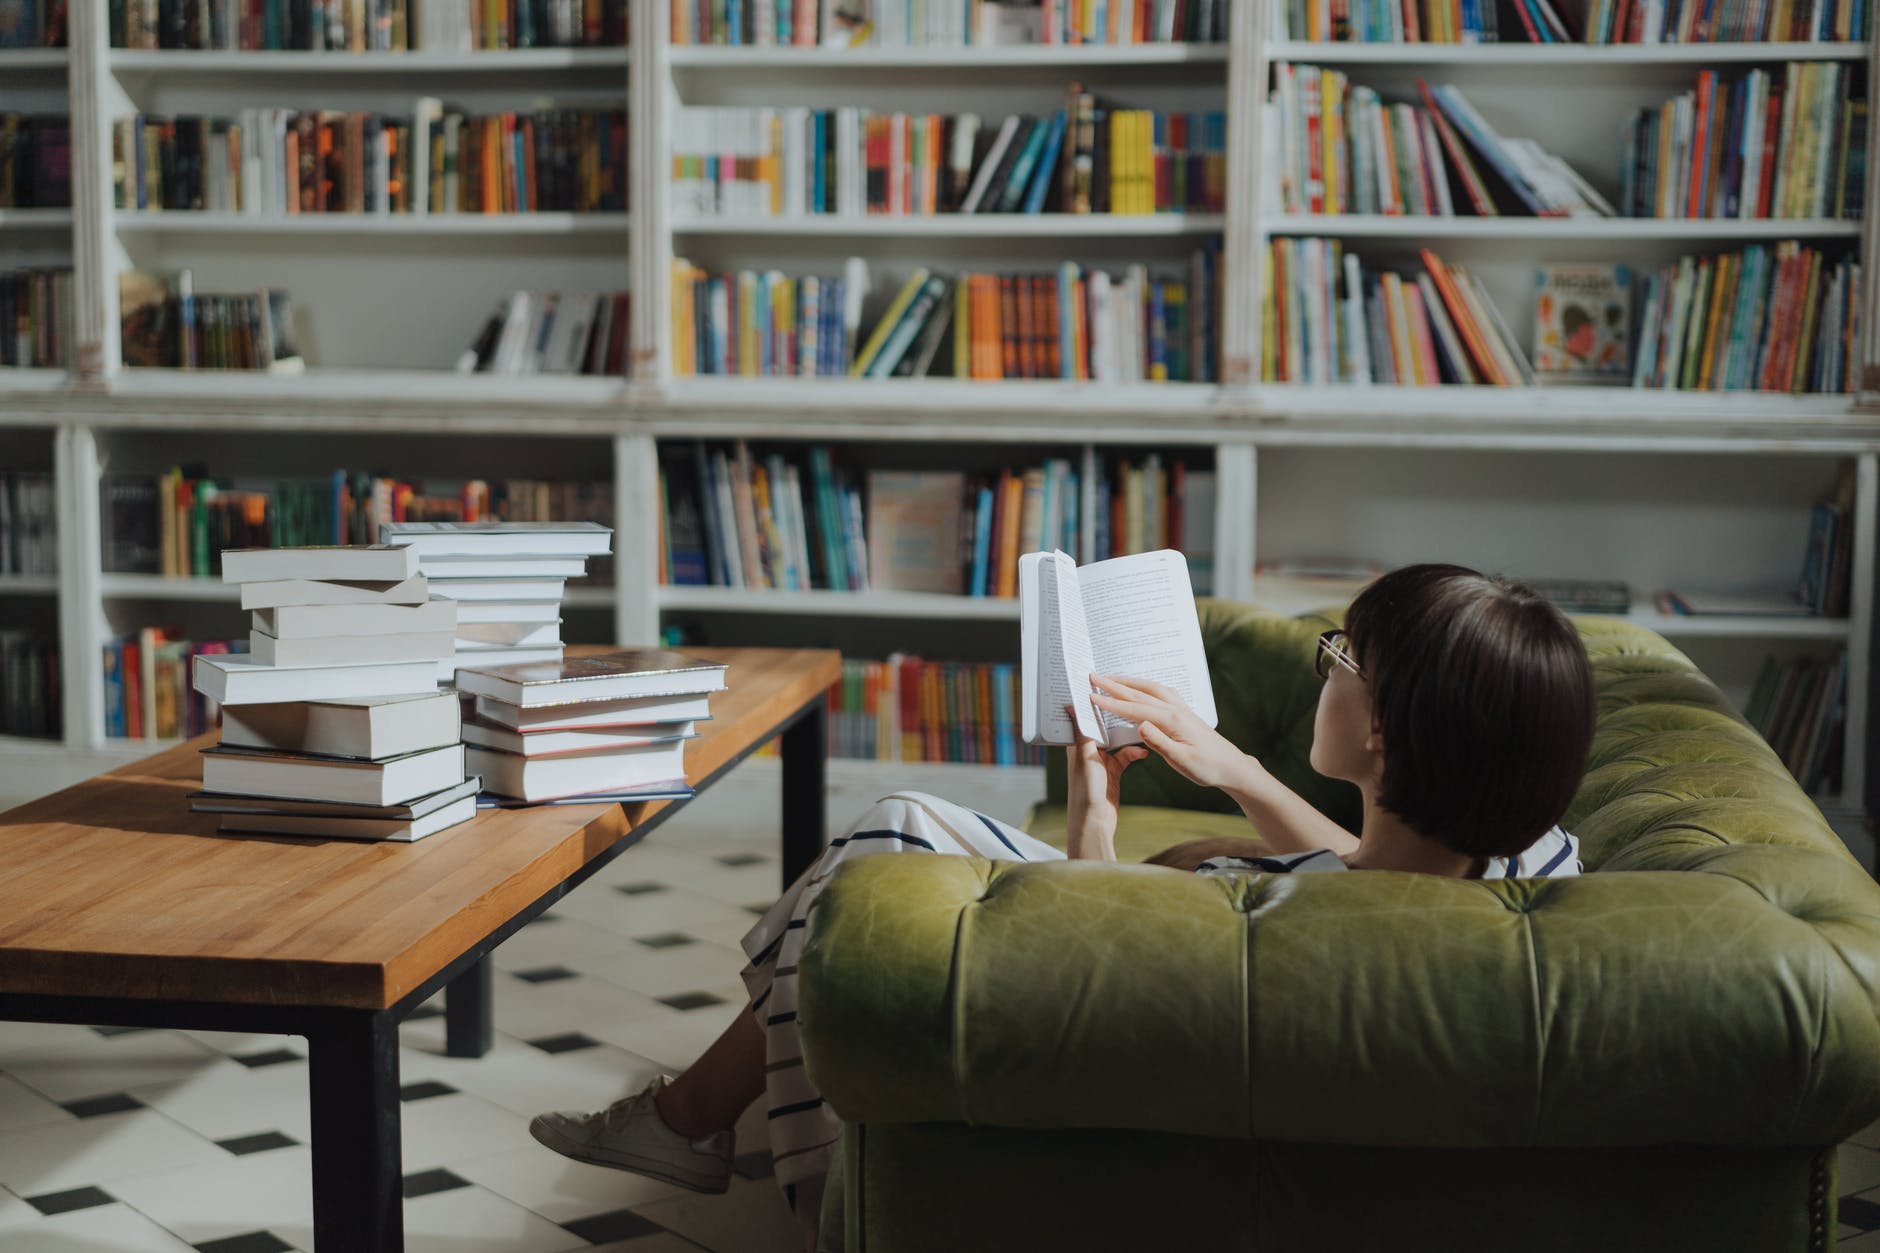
xmin=1624 ymin=608 xmax=1852 ymax=638
xmin=0 ymin=370 xmax=72 ymax=398
xmin=114 ymin=212 xmax=632 ymax=237
xmin=657 ymin=585 xmax=1019 ymax=618
xmin=1262 ymin=40 xmax=1868 ymax=65
xmin=106 ymin=48 xmax=632 ymax=74
xmin=666 ymin=44 xmax=1229 ymax=69
xmin=661 ymin=377 xmax=1226 ymax=419
xmin=673 ymin=214 xmax=1226 ymax=238
xmin=0 ymin=576 xmax=57 ymax=595
xmin=0 ymin=209 xmax=74 ymax=230
xmin=99 ymin=575 xmax=238 ymax=601
xmin=1262 ymin=215 xmax=1864 ymax=242
xmin=0 ymin=50 xmax=67 ymax=71
xmin=1248 ymin=383 xmax=1859 ymax=425
xmin=107 ymin=368 xmax=631 ymax=416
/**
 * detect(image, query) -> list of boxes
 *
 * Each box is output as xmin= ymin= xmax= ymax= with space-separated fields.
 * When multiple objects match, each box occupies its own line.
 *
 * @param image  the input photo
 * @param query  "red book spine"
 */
xmin=1000 ymin=276 xmax=1020 ymax=379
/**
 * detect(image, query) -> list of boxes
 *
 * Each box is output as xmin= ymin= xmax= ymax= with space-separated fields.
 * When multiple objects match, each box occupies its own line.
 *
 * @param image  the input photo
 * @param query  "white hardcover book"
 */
xmin=250 ymin=628 xmax=458 ymax=668
xmin=253 ymin=597 xmax=457 ymax=639
xmin=462 ymin=719 xmax=697 ymax=757
xmin=456 ymin=649 xmax=727 ymax=708
xmin=218 ymin=795 xmax=476 ymax=842
xmin=220 ymin=545 xmax=418 ymax=585
xmin=219 ymin=691 xmax=461 ymax=759
xmin=1343 ymin=252 xmax=1373 ymax=384
xmin=453 ymin=600 xmax=563 ymax=624
xmin=193 ymin=654 xmax=440 ymax=705
xmin=959 ymin=116 xmax=1021 ymax=214
xmin=1017 ymin=548 xmax=1216 ymax=749
xmin=201 ymin=742 xmax=466 ymax=806
xmin=381 ymin=520 xmax=612 ymax=558
xmin=455 ymin=621 xmax=564 ymax=647
xmin=421 ymin=577 xmax=568 ymax=601
xmin=467 ymin=740 xmax=690 ymax=803
xmin=190 ymin=776 xmax=480 ymax=821
xmin=473 ymin=691 xmax=715 ymax=731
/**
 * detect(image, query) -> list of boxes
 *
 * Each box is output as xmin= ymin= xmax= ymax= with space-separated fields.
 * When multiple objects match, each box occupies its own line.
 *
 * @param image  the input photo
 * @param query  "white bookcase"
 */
xmin=2 ymin=7 xmax=1878 ymax=826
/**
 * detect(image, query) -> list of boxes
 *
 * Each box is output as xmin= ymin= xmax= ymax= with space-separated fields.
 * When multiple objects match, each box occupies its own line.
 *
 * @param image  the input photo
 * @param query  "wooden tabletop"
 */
xmin=0 ymin=646 xmax=839 ymax=1011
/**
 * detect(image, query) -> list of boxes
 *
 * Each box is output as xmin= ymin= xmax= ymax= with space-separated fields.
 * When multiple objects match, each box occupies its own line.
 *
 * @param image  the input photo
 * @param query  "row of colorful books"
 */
xmin=0 ymin=0 xmax=63 ymax=46
xmin=0 ymin=115 xmax=70 ymax=209
xmin=657 ymin=443 xmax=1215 ymax=596
xmin=671 ymin=97 xmax=1225 ymax=218
xmin=1746 ymin=650 xmax=1846 ymax=796
xmin=109 ymin=0 xmax=627 ymax=50
xmin=0 ymin=267 xmax=73 ymax=369
xmin=1279 ymin=0 xmax=1864 ymax=39
xmin=1632 ymin=242 xmax=1858 ymax=392
xmin=1264 ymin=240 xmax=1534 ymax=385
xmin=1270 ymin=67 xmax=1610 ymax=217
xmin=114 ymin=105 xmax=628 ymax=216
xmin=457 ymin=290 xmax=634 ymax=376
xmin=1621 ymin=65 xmax=1866 ymax=221
xmin=102 ymin=469 xmax=615 ymax=579
xmin=671 ymin=251 xmax=1220 ymax=381
xmin=826 ymin=658 xmax=1048 ymax=766
xmin=104 ymin=629 xmax=240 ymax=740
xmin=0 ymin=631 xmax=59 ymax=741
xmin=119 ymin=273 xmax=301 ymax=372
xmin=671 ymin=0 xmax=1226 ymax=45
xmin=0 ymin=472 xmax=54 ymax=577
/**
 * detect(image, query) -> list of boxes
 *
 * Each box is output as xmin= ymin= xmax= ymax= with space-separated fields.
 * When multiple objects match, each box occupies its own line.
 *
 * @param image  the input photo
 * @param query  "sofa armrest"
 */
xmin=797 ymin=847 xmax=1880 ymax=1148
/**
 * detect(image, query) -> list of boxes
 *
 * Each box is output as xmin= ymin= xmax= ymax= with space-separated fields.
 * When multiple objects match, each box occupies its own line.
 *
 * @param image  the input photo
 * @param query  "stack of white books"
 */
xmin=376 ymin=521 xmax=614 ymax=681
xmin=457 ymin=649 xmax=726 ymax=804
xmin=187 ymin=546 xmax=476 ymax=842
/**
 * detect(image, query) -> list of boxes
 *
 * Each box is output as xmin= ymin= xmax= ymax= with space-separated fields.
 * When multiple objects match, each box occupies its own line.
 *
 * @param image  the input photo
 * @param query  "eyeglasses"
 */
xmin=1315 ymin=629 xmax=1363 ymax=681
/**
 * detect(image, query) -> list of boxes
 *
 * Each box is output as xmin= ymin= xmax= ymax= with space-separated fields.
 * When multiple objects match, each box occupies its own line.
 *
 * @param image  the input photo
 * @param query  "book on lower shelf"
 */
xmin=1660 ymin=464 xmax=1855 ymax=618
xmin=119 ymin=271 xmax=302 ymax=372
xmin=671 ymin=246 xmax=1221 ymax=381
xmin=1744 ymin=649 xmax=1847 ymax=795
xmin=674 ymin=95 xmax=1224 ymax=218
xmin=827 ymin=657 xmax=1047 ymax=766
xmin=457 ymin=291 xmax=633 ymax=377
xmin=0 ymin=114 xmax=71 ymax=208
xmin=0 ymin=471 xmax=54 ymax=576
xmin=658 ymin=441 xmax=1216 ymax=597
xmin=0 ymin=267 xmax=75 ymax=369
xmin=108 ymin=0 xmax=628 ymax=50
xmin=0 ymin=629 xmax=59 ymax=741
xmin=1276 ymin=0 xmax=1863 ymax=41
xmin=105 ymin=628 xmax=242 ymax=739
xmin=456 ymin=649 xmax=724 ymax=802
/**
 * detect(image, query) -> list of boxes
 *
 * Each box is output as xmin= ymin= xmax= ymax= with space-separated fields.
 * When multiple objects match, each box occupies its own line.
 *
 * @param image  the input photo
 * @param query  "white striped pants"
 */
xmin=736 ymin=791 xmax=1063 ymax=1217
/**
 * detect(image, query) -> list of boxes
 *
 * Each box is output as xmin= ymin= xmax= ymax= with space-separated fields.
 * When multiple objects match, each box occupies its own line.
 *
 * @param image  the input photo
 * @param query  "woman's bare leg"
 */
xmin=654 ymin=1007 xmax=766 ymax=1138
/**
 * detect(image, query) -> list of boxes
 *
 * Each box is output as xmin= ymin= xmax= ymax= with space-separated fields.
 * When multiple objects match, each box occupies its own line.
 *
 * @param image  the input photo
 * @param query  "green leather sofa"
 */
xmin=799 ymin=600 xmax=1880 ymax=1253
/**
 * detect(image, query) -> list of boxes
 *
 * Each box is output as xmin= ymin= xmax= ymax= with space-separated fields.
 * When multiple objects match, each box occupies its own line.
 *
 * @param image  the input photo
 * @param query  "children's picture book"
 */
xmin=1533 ymin=264 xmax=1632 ymax=380
xmin=1018 ymin=548 xmax=1216 ymax=749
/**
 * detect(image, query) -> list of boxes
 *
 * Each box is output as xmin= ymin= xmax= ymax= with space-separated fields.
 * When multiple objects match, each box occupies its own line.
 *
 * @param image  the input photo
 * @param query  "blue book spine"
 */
xmin=1096 ymin=475 xmax=1111 ymax=559
xmin=1023 ymin=112 xmax=1069 ymax=214
xmin=728 ymin=0 xmax=743 ymax=47
xmin=694 ymin=443 xmax=727 ymax=586
xmin=812 ymin=112 xmax=827 ymax=213
xmin=1063 ymin=469 xmax=1080 ymax=560
xmin=992 ymin=662 xmax=1014 ymax=765
xmin=970 ymin=486 xmax=993 ymax=596
xmin=103 ymin=642 xmax=124 ymax=738
xmin=756 ymin=273 xmax=773 ymax=376
xmin=1038 ymin=463 xmax=1057 ymax=554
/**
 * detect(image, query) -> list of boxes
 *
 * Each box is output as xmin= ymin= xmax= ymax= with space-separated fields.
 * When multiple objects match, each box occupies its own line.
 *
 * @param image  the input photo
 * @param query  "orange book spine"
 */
xmin=996 ymin=473 xmax=1024 ymax=597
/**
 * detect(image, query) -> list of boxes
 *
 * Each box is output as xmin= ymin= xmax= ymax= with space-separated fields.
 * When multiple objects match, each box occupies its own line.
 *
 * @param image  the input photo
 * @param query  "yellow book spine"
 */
xmin=1322 ymin=71 xmax=1343 ymax=214
xmin=849 ymin=268 xmax=930 ymax=377
xmin=1696 ymin=253 xmax=1734 ymax=389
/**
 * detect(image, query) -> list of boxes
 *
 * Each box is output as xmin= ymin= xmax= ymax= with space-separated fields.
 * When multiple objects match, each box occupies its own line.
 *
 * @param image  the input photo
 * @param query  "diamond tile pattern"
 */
xmin=2 ymin=771 xmax=1871 ymax=1252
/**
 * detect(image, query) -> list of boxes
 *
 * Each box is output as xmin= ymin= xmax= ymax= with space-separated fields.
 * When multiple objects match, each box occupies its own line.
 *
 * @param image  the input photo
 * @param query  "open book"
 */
xmin=1019 ymin=549 xmax=1217 ymax=749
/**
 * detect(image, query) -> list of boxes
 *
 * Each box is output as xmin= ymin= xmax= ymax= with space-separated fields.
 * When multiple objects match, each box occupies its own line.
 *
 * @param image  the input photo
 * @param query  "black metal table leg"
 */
xmin=444 ymin=956 xmax=493 ymax=1059
xmin=309 ymin=1010 xmax=403 ymax=1252
xmin=780 ymin=700 xmax=828 ymax=887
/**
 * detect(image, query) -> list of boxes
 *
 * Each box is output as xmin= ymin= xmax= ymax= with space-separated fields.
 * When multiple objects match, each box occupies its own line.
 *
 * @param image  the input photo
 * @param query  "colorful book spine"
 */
xmin=826 ymin=657 xmax=1046 ymax=766
xmin=108 ymin=0 xmax=626 ymax=50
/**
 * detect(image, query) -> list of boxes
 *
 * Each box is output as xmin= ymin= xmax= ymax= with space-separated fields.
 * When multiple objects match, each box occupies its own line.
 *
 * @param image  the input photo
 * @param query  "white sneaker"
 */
xmin=529 ymin=1075 xmax=734 ymax=1194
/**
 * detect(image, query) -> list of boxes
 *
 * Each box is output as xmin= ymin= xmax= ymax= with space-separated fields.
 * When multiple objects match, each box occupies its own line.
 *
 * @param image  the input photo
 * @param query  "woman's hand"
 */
xmin=1064 ymin=704 xmax=1147 ymax=862
xmin=1089 ymin=675 xmax=1257 ymax=793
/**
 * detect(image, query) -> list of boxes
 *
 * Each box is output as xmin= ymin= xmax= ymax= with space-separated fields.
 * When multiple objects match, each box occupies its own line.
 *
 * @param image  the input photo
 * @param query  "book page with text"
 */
xmin=1020 ymin=551 xmax=1079 ymax=745
xmin=1053 ymin=552 xmax=1103 ymax=742
xmin=1079 ymin=550 xmax=1217 ymax=746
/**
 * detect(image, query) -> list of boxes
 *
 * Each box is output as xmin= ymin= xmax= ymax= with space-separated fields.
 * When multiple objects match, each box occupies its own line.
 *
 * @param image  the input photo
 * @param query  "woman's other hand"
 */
xmin=1064 ymin=704 xmax=1147 ymax=861
xmin=1090 ymin=674 xmax=1256 ymax=793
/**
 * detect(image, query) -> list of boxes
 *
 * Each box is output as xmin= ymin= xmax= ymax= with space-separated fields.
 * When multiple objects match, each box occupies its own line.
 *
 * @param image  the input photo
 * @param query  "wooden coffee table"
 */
xmin=0 ymin=645 xmax=839 ymax=1252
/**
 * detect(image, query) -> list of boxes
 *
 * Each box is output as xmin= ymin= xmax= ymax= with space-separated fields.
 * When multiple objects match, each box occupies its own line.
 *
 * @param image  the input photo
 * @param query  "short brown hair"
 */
xmin=1342 ymin=564 xmax=1595 ymax=860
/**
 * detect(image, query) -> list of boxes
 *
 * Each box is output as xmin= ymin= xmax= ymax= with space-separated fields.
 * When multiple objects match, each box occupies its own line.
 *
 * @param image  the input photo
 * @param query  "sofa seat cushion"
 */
xmin=1023 ymin=801 xmax=1256 ymax=864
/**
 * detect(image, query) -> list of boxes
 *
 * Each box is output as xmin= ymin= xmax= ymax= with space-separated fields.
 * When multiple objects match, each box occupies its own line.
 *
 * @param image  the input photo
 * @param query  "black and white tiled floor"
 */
xmin=0 ymin=769 xmax=1878 ymax=1251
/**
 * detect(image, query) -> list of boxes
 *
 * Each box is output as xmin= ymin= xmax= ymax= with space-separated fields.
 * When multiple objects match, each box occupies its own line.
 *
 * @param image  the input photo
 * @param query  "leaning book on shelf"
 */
xmin=1019 ymin=548 xmax=1216 ymax=749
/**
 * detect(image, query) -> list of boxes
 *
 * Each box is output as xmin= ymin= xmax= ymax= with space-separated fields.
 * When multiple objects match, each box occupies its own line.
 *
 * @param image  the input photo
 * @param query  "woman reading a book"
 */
xmin=531 ymin=563 xmax=1596 ymax=1245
